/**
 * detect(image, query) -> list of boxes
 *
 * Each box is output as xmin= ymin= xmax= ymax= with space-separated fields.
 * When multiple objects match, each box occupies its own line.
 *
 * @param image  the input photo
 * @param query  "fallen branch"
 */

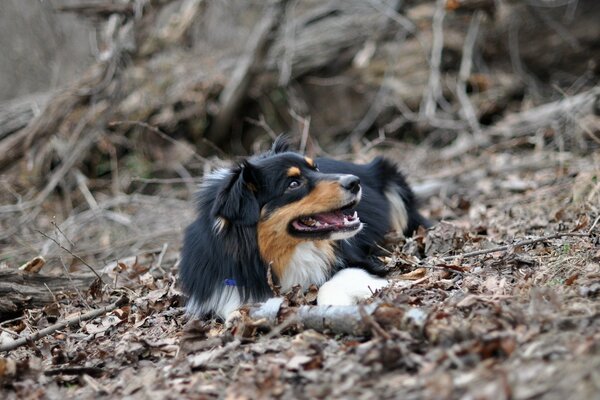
xmin=0 ymin=296 xmax=129 ymax=353
xmin=0 ymin=270 xmax=97 ymax=318
xmin=442 ymin=86 xmax=600 ymax=159
xmin=243 ymin=298 xmax=428 ymax=337
xmin=442 ymin=231 xmax=594 ymax=261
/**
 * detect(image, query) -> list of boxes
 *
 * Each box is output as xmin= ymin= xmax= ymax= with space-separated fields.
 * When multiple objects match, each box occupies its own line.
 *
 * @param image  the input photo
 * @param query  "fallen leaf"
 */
xmin=19 ymin=256 xmax=46 ymax=273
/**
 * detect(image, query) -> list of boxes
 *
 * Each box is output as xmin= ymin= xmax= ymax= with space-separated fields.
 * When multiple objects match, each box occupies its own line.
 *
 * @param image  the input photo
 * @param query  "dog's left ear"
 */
xmin=211 ymin=161 xmax=260 ymax=226
xmin=271 ymin=134 xmax=290 ymax=154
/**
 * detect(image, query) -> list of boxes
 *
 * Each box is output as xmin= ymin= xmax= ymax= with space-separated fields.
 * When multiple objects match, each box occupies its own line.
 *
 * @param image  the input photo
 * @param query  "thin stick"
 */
xmin=0 ymin=296 xmax=128 ymax=352
xmin=37 ymin=230 xmax=103 ymax=281
xmin=109 ymin=120 xmax=210 ymax=164
xmin=289 ymin=108 xmax=311 ymax=154
xmin=588 ymin=215 xmax=600 ymax=234
xmin=442 ymin=232 xmax=592 ymax=261
xmin=131 ymin=177 xmax=201 ymax=184
xmin=358 ymin=304 xmax=392 ymax=340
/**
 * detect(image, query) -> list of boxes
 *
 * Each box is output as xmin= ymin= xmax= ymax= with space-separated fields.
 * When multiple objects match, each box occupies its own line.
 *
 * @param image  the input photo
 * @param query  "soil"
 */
xmin=1 ymin=144 xmax=598 ymax=399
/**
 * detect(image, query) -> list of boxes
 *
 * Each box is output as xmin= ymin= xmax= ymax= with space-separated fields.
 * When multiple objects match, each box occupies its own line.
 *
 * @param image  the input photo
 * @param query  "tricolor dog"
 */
xmin=179 ymin=137 xmax=429 ymax=319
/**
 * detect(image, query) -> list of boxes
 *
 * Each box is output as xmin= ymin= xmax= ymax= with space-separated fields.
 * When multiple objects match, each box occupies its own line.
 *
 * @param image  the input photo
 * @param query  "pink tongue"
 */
xmin=314 ymin=210 xmax=345 ymax=225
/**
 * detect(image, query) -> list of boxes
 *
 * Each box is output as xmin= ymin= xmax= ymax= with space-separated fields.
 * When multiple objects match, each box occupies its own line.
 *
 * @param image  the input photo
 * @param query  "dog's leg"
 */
xmin=317 ymin=268 xmax=388 ymax=306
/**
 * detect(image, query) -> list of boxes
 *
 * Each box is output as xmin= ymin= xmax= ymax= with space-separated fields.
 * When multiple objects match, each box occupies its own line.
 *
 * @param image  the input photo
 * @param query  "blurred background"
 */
xmin=0 ymin=0 xmax=599 ymax=269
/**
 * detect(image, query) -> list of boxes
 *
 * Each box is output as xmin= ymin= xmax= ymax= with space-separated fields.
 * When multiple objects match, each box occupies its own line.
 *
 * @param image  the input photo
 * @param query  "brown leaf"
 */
xmin=564 ymin=273 xmax=579 ymax=286
xmin=18 ymin=256 xmax=46 ymax=273
xmin=0 ymin=357 xmax=17 ymax=379
xmin=572 ymin=214 xmax=589 ymax=232
xmin=397 ymin=268 xmax=427 ymax=280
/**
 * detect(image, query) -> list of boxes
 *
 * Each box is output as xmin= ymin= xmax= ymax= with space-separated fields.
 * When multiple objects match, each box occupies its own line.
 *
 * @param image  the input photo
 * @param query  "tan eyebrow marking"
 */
xmin=287 ymin=166 xmax=301 ymax=177
xmin=305 ymin=157 xmax=315 ymax=168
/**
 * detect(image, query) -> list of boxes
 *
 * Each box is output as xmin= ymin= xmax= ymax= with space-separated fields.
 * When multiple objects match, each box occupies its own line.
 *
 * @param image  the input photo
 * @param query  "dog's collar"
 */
xmin=224 ymin=278 xmax=237 ymax=287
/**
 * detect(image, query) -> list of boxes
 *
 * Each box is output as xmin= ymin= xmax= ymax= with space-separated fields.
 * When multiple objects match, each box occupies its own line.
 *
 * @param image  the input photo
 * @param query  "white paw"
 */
xmin=317 ymin=268 xmax=388 ymax=306
xmin=224 ymin=310 xmax=243 ymax=328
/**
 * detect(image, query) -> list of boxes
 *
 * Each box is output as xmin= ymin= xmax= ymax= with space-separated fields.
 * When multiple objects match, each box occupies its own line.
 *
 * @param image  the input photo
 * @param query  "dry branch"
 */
xmin=441 ymin=231 xmax=595 ymax=262
xmin=0 ymin=296 xmax=128 ymax=352
xmin=0 ymin=92 xmax=53 ymax=140
xmin=208 ymin=0 xmax=288 ymax=145
xmin=0 ymin=270 xmax=97 ymax=318
xmin=442 ymin=86 xmax=600 ymax=159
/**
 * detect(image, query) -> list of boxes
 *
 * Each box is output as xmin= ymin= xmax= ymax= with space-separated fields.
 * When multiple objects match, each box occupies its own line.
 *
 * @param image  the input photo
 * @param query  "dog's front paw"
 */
xmin=317 ymin=268 xmax=388 ymax=306
xmin=224 ymin=309 xmax=244 ymax=329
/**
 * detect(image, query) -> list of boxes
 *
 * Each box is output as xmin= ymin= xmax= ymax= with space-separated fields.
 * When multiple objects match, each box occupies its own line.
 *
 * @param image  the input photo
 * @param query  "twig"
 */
xmin=0 ymin=316 xmax=25 ymax=327
xmin=130 ymin=177 xmax=201 ymax=184
xmin=52 ymin=220 xmax=76 ymax=248
xmin=442 ymin=232 xmax=593 ymax=261
xmin=358 ymin=304 xmax=392 ymax=340
xmin=109 ymin=120 xmax=210 ymax=164
xmin=37 ymin=230 xmax=103 ymax=281
xmin=154 ymin=243 xmax=168 ymax=274
xmin=245 ymin=115 xmax=278 ymax=140
xmin=0 ymin=327 xmax=19 ymax=337
xmin=0 ymin=130 xmax=100 ymax=213
xmin=366 ymin=0 xmax=416 ymax=34
xmin=588 ymin=215 xmax=600 ymax=234
xmin=0 ymin=296 xmax=128 ymax=352
xmin=289 ymin=109 xmax=311 ymax=153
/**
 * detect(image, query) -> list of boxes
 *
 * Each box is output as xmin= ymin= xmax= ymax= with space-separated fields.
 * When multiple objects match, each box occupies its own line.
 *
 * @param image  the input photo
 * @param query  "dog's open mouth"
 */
xmin=290 ymin=208 xmax=361 ymax=235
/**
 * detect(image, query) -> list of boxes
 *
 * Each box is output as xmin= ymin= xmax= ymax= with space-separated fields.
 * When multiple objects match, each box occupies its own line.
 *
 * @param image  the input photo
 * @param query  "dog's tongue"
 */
xmin=313 ymin=210 xmax=345 ymax=225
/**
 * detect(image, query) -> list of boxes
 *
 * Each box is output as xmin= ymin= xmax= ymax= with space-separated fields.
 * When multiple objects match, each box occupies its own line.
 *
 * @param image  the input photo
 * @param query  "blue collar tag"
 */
xmin=224 ymin=278 xmax=237 ymax=287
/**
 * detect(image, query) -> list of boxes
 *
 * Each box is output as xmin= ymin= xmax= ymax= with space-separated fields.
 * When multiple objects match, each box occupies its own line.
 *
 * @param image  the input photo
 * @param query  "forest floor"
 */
xmin=1 ymin=142 xmax=599 ymax=399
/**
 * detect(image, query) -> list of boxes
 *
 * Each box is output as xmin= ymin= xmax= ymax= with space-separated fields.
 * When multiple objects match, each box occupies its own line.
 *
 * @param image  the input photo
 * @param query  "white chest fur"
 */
xmin=279 ymin=242 xmax=332 ymax=291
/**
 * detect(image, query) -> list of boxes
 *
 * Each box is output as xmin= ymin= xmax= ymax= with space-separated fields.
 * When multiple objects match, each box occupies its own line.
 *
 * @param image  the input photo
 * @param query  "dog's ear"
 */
xmin=211 ymin=161 xmax=260 ymax=226
xmin=271 ymin=134 xmax=290 ymax=154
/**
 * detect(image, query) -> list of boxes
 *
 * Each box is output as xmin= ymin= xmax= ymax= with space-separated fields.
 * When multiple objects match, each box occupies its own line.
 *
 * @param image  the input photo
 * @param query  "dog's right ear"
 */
xmin=211 ymin=161 xmax=260 ymax=226
xmin=271 ymin=134 xmax=290 ymax=154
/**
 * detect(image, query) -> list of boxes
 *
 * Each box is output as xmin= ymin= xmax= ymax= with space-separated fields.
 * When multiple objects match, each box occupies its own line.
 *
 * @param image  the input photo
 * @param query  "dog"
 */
xmin=179 ymin=136 xmax=429 ymax=319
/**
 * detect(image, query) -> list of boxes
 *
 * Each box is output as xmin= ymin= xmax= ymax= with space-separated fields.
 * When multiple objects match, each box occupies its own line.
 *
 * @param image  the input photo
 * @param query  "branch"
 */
xmin=37 ymin=231 xmax=103 ymax=282
xmin=0 ymin=296 xmax=129 ymax=353
xmin=0 ymin=270 xmax=97 ymax=317
xmin=442 ymin=86 xmax=600 ymax=159
xmin=208 ymin=0 xmax=289 ymax=145
xmin=442 ymin=231 xmax=594 ymax=261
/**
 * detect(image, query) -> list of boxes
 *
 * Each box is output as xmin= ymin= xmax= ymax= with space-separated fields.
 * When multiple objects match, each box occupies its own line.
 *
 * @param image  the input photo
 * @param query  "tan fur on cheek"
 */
xmin=257 ymin=181 xmax=344 ymax=280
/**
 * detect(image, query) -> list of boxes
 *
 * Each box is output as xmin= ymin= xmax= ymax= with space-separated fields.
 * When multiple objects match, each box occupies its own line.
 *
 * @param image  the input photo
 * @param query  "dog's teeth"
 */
xmin=353 ymin=211 xmax=358 ymax=219
xmin=315 ymin=221 xmax=322 ymax=227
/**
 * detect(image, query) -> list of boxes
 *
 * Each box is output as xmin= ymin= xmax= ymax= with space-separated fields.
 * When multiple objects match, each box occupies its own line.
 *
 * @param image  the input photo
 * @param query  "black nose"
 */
xmin=340 ymin=175 xmax=361 ymax=194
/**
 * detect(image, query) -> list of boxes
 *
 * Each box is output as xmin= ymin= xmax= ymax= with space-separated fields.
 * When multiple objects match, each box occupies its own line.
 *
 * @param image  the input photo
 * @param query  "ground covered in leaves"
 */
xmin=1 ymin=145 xmax=599 ymax=399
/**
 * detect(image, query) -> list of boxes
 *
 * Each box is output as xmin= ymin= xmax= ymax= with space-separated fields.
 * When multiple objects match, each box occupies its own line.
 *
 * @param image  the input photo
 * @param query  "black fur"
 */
xmin=179 ymin=137 xmax=429 ymax=318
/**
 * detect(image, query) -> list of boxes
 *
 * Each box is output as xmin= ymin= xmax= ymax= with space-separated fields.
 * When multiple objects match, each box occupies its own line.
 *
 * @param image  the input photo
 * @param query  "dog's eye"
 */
xmin=288 ymin=179 xmax=302 ymax=189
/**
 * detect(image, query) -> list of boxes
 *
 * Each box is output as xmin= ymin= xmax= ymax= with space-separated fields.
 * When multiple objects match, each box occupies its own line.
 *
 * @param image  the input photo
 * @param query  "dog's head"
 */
xmin=210 ymin=136 xmax=363 ymax=242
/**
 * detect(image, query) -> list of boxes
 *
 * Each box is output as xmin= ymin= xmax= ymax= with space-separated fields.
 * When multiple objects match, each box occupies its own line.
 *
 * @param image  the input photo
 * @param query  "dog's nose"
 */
xmin=340 ymin=175 xmax=361 ymax=194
